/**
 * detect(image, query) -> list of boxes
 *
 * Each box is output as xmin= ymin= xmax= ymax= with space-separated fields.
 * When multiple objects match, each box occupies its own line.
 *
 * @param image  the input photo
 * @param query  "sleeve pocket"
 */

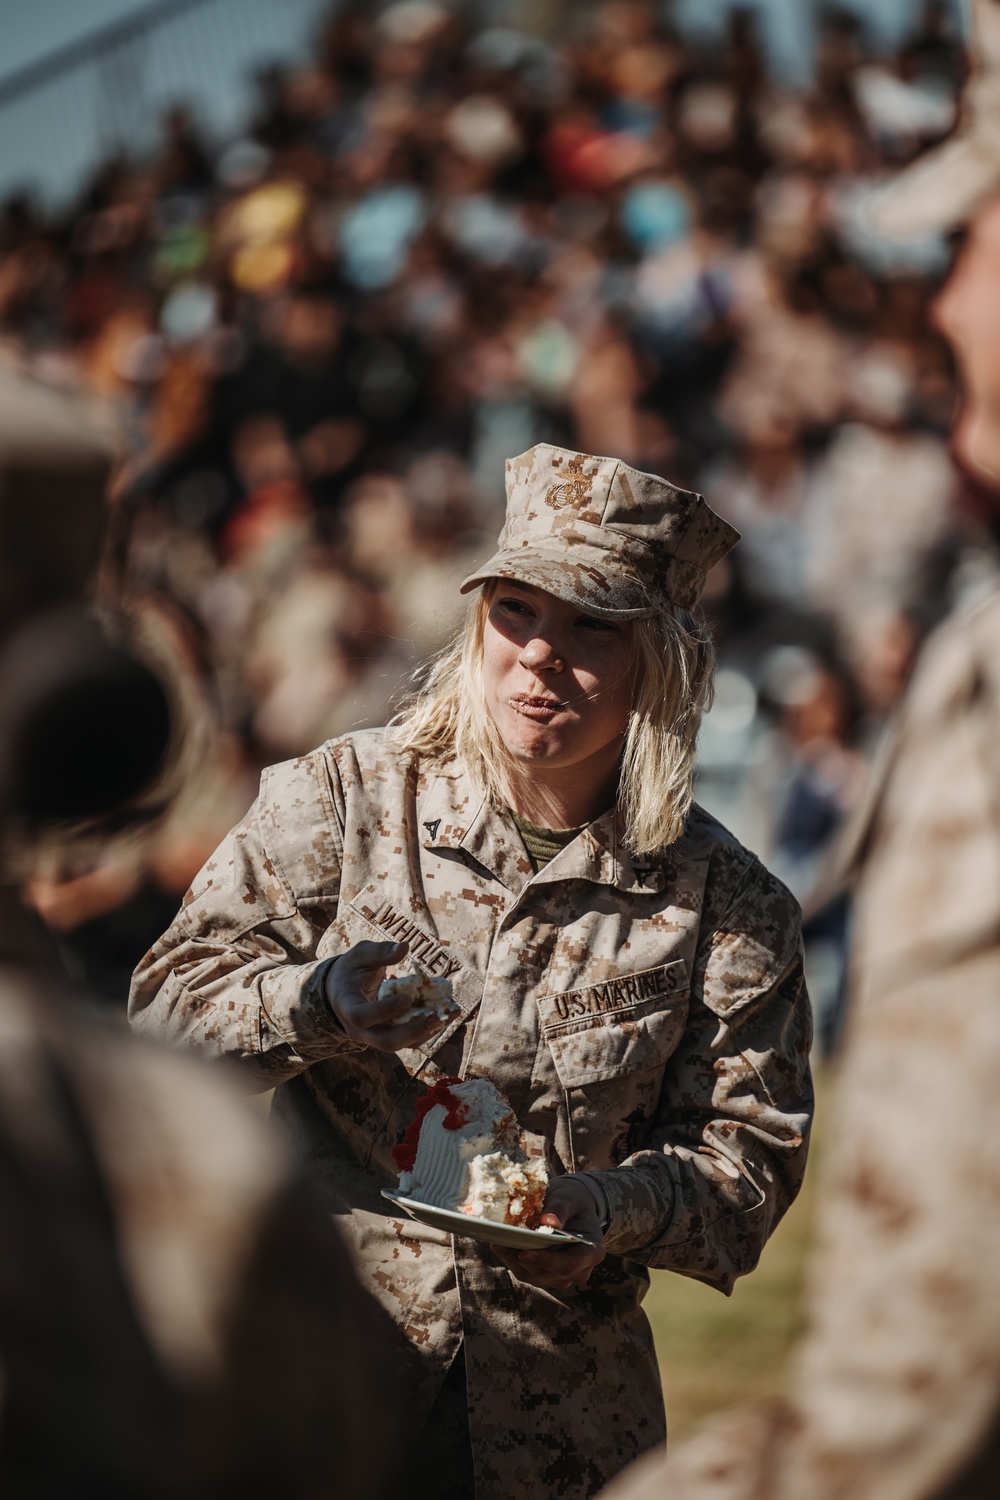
xmin=537 ymin=959 xmax=689 ymax=1088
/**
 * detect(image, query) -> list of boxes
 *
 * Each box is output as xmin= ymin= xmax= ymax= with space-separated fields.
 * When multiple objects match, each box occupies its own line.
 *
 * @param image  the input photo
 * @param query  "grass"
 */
xmin=645 ymin=1067 xmax=827 ymax=1437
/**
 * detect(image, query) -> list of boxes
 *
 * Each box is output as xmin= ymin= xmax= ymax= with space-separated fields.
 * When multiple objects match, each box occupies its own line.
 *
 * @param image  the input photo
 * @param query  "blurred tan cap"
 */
xmin=873 ymin=0 xmax=1000 ymax=236
xmin=376 ymin=2 xmax=447 ymax=45
xmin=460 ymin=444 xmax=739 ymax=617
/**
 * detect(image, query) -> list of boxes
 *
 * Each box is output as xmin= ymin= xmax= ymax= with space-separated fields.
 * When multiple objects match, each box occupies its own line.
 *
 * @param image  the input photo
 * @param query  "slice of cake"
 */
xmin=392 ymin=1077 xmax=549 ymax=1228
xmin=378 ymin=973 xmax=459 ymax=1026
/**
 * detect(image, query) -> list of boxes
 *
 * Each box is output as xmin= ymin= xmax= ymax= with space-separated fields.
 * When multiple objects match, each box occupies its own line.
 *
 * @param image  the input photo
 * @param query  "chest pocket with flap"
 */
xmin=536 ymin=959 xmax=689 ymax=1088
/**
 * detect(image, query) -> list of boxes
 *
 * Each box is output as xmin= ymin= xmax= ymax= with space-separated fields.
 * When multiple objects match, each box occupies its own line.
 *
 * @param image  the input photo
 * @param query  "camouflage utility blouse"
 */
xmin=131 ymin=728 xmax=813 ymax=1500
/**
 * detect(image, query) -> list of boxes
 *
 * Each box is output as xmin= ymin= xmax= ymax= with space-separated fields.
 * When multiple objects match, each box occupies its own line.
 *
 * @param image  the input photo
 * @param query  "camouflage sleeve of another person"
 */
xmin=580 ymin=849 xmax=812 ymax=1291
xmin=600 ymin=599 xmax=1000 ymax=1500
xmin=129 ymin=752 xmax=357 ymax=1087
xmin=602 ymin=950 xmax=1000 ymax=1500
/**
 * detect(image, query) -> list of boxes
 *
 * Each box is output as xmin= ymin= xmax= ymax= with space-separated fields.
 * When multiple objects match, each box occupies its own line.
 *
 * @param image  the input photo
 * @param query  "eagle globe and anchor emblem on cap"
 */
xmin=545 ymin=451 xmax=597 ymax=512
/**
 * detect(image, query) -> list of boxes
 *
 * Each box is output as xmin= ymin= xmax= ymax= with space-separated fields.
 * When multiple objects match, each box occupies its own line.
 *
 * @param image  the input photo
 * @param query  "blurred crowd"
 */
xmin=0 ymin=0 xmax=989 ymax=1034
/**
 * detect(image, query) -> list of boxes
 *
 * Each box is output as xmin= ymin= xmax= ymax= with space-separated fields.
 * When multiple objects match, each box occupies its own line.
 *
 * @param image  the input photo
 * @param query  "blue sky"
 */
xmin=0 ymin=0 xmax=329 ymax=203
xmin=3 ymin=1 xmax=152 ymax=80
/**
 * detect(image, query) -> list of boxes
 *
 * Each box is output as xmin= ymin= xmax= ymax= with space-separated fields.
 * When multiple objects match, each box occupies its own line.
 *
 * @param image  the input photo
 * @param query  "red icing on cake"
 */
xmin=391 ymin=1078 xmax=467 ymax=1172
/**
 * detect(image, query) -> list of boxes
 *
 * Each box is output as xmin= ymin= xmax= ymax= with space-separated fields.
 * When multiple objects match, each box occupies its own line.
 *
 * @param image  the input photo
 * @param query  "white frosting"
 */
xmin=402 ymin=1103 xmax=492 ymax=1206
xmin=401 ymin=1077 xmax=548 ymax=1225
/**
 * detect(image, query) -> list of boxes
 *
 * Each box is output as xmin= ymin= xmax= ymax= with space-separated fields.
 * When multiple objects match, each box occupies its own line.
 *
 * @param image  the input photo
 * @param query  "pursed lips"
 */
xmin=508 ymin=693 xmax=571 ymax=719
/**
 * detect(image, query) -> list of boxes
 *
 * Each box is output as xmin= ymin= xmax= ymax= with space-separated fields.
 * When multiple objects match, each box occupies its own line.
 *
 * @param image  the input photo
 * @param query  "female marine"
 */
xmin=131 ymin=444 xmax=812 ymax=1500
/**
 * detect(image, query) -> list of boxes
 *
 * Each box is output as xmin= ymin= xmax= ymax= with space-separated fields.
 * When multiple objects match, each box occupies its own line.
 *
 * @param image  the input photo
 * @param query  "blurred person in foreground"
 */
xmin=0 ymin=359 xmax=395 ymax=1498
xmin=131 ymin=443 xmax=814 ymax=1500
xmin=601 ymin=3 xmax=1000 ymax=1498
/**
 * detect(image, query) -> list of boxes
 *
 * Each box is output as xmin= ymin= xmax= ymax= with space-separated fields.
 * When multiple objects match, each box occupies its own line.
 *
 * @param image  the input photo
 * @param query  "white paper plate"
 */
xmin=381 ymin=1190 xmax=589 ymax=1250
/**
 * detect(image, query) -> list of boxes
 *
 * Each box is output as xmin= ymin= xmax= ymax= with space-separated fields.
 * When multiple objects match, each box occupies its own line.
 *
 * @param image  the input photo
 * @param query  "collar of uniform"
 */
xmin=418 ymin=765 xmax=534 ymax=892
xmin=418 ymin=768 xmax=666 ymax=894
xmin=417 ymin=762 xmax=478 ymax=849
xmin=460 ymin=801 xmax=537 ymax=891
xmin=527 ymin=808 xmax=668 ymax=894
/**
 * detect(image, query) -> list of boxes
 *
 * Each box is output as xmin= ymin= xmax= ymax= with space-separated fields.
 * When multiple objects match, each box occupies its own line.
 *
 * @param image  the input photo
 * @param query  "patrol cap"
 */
xmin=872 ymin=0 xmax=1000 ymax=237
xmin=460 ymin=443 xmax=739 ymax=618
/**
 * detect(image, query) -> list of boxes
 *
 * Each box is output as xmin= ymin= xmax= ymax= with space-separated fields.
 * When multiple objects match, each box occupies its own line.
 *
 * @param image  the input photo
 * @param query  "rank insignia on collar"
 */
xmin=634 ymin=866 xmax=655 ymax=886
xmin=423 ymin=819 xmax=441 ymax=840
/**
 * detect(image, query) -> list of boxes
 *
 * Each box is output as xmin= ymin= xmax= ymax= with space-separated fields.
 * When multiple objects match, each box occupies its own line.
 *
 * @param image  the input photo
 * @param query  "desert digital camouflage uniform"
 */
xmin=601 ymin=585 xmax=1000 ymax=1500
xmin=131 ymin=725 xmax=813 ymax=1500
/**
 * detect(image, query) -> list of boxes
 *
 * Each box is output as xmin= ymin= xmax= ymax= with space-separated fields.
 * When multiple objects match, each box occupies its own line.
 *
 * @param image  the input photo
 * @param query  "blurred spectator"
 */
xmin=745 ymin=645 xmax=866 ymax=1049
xmin=0 ymin=360 xmax=399 ymax=1498
xmin=747 ymin=646 xmax=865 ymax=900
xmin=803 ymin=340 xmax=956 ymax=628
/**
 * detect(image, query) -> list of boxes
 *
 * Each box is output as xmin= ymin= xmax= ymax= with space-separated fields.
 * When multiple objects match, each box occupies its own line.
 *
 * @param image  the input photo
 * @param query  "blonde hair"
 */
xmin=389 ymin=585 xmax=716 ymax=856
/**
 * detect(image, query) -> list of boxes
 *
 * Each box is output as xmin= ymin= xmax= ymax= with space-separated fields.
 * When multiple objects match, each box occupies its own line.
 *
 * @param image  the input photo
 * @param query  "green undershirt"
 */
xmin=511 ymin=812 xmax=589 ymax=872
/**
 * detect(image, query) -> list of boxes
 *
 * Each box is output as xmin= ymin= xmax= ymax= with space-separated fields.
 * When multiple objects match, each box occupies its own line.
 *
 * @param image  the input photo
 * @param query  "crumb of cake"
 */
xmin=378 ymin=973 xmax=459 ymax=1027
xmin=393 ymin=1076 xmax=549 ymax=1228
xmin=462 ymin=1152 xmax=550 ymax=1227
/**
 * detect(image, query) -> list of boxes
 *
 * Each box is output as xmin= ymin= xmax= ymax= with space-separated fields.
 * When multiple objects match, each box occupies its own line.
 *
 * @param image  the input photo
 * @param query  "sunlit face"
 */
xmin=933 ymin=195 xmax=1000 ymax=485
xmin=482 ymin=581 xmax=635 ymax=783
